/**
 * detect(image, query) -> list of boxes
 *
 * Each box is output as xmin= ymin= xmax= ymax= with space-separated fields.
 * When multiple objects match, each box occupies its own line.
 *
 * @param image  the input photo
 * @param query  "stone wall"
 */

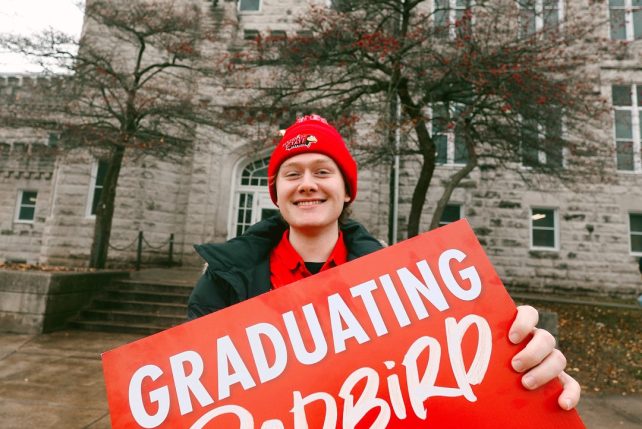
xmin=0 ymin=0 xmax=641 ymax=297
xmin=0 ymin=270 xmax=129 ymax=334
xmin=39 ymin=148 xmax=193 ymax=267
xmin=0 ymin=126 xmax=56 ymax=264
xmin=391 ymin=155 xmax=642 ymax=296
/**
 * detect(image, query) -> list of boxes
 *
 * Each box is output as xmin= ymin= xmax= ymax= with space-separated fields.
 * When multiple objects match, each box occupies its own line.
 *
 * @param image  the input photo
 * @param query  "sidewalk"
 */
xmin=0 ymin=329 xmax=640 ymax=428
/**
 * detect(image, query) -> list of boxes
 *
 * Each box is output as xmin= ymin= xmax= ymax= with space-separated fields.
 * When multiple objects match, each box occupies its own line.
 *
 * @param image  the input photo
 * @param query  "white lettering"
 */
xmin=189 ymin=404 xmax=254 ymax=429
xmin=246 ymin=323 xmax=288 ymax=383
xmin=379 ymin=274 xmax=411 ymax=328
xmin=350 ymin=280 xmax=388 ymax=336
xmin=217 ymin=336 xmax=256 ymax=400
xmin=125 ymin=253 xmax=490 ymax=428
xmin=439 ymin=249 xmax=482 ymax=301
xmin=384 ymin=360 xmax=406 ymax=419
xmin=128 ymin=365 xmax=170 ymax=428
xmin=327 ymin=293 xmax=370 ymax=353
xmin=339 ymin=367 xmax=391 ymax=429
xmin=397 ymin=260 xmax=449 ymax=320
xmin=290 ymin=315 xmax=492 ymax=428
xmin=169 ymin=351 xmax=214 ymax=415
xmin=403 ymin=315 xmax=492 ymax=420
xmin=403 ymin=336 xmax=457 ymax=420
xmin=444 ymin=315 xmax=492 ymax=401
xmin=283 ymin=304 xmax=328 ymax=365
xmin=291 ymin=391 xmax=337 ymax=429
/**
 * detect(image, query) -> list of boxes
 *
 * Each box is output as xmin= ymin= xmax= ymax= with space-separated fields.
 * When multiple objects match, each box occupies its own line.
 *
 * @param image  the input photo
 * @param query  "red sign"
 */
xmin=102 ymin=220 xmax=585 ymax=428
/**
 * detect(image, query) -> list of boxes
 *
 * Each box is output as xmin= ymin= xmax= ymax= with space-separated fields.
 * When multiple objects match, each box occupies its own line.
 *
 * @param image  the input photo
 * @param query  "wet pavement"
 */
xmin=0 ymin=329 xmax=640 ymax=428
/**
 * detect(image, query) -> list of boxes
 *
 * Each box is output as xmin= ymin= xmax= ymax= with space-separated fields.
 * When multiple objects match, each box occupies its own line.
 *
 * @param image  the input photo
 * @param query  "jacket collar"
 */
xmin=194 ymin=216 xmax=383 ymax=274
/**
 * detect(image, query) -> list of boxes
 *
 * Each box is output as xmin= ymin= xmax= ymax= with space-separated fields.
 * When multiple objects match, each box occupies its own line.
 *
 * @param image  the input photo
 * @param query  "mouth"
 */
xmin=294 ymin=199 xmax=325 ymax=207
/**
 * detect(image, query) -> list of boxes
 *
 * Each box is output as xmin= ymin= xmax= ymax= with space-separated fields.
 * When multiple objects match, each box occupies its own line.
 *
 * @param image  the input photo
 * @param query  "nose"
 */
xmin=297 ymin=170 xmax=318 ymax=193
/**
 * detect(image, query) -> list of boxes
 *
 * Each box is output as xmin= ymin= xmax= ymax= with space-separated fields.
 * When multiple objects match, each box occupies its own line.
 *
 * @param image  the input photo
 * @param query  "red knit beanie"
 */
xmin=268 ymin=114 xmax=357 ymax=205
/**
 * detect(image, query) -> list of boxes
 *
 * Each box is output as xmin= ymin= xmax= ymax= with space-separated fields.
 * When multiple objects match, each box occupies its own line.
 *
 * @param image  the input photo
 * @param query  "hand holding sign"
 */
xmin=102 ymin=220 xmax=585 ymax=428
xmin=509 ymin=305 xmax=580 ymax=409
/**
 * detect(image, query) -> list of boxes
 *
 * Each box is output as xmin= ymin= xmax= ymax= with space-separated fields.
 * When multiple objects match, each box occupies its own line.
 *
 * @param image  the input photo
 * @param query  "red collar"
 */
xmin=270 ymin=228 xmax=348 ymax=289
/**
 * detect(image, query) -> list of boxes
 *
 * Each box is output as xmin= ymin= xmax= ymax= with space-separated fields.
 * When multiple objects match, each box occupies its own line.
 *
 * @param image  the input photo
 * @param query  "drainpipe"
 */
xmin=392 ymin=96 xmax=400 ymax=244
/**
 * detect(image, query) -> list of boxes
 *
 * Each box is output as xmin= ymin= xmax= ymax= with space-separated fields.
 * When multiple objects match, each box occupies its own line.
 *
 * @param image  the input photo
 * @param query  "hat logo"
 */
xmin=284 ymin=134 xmax=318 ymax=151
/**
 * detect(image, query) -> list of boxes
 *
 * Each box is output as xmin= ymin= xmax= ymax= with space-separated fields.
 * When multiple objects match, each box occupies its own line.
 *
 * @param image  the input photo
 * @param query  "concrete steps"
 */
xmin=68 ymin=278 xmax=192 ymax=335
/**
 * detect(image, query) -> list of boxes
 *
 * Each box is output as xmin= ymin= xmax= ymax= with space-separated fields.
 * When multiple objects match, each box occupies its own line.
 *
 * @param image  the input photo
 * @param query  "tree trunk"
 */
xmin=89 ymin=144 xmax=125 ymax=268
xmin=397 ymin=83 xmax=437 ymax=238
xmin=428 ymin=159 xmax=477 ymax=230
xmin=429 ymin=121 xmax=478 ymax=230
xmin=407 ymin=146 xmax=436 ymax=238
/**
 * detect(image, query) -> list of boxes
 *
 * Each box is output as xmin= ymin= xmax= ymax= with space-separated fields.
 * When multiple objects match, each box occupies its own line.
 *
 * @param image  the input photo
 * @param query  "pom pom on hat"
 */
xmin=267 ymin=115 xmax=357 ymax=205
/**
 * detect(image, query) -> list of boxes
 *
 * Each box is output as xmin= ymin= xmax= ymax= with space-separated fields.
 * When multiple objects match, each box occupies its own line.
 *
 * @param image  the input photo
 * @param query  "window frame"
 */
xmin=629 ymin=212 xmax=642 ymax=256
xmin=243 ymin=29 xmax=260 ymax=41
xmin=609 ymin=0 xmax=642 ymax=41
xmin=238 ymin=0 xmax=261 ymax=13
xmin=85 ymin=159 xmax=109 ymax=218
xmin=517 ymin=0 xmax=565 ymax=37
xmin=432 ymin=0 xmax=475 ymax=39
xmin=228 ymin=154 xmax=278 ymax=239
xmin=519 ymin=114 xmax=566 ymax=169
xmin=529 ymin=207 xmax=559 ymax=251
xmin=14 ymin=190 xmax=38 ymax=224
xmin=439 ymin=203 xmax=463 ymax=226
xmin=431 ymin=102 xmax=469 ymax=166
xmin=612 ymin=84 xmax=642 ymax=173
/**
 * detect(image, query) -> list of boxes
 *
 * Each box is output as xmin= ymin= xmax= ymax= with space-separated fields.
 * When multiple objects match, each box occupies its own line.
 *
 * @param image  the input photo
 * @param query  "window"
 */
xmin=243 ymin=29 xmax=260 ymax=41
xmin=48 ymin=132 xmax=59 ymax=146
xmin=434 ymin=0 xmax=473 ymax=38
xmin=238 ymin=0 xmax=260 ymax=12
xmin=518 ymin=0 xmax=564 ymax=37
xmin=269 ymin=30 xmax=287 ymax=40
xmin=432 ymin=103 xmax=469 ymax=165
xmin=630 ymin=213 xmax=642 ymax=254
xmin=231 ymin=156 xmax=278 ymax=238
xmin=609 ymin=0 xmax=642 ymax=41
xmin=327 ymin=0 xmax=353 ymax=12
xmin=530 ymin=207 xmax=558 ymax=250
xmin=236 ymin=192 xmax=255 ymax=236
xmin=520 ymin=114 xmax=563 ymax=168
xmin=241 ymin=158 xmax=269 ymax=187
xmin=296 ymin=30 xmax=313 ymax=39
xmin=439 ymin=204 xmax=462 ymax=226
xmin=15 ymin=190 xmax=37 ymax=223
xmin=612 ymin=85 xmax=642 ymax=172
xmin=87 ymin=159 xmax=109 ymax=217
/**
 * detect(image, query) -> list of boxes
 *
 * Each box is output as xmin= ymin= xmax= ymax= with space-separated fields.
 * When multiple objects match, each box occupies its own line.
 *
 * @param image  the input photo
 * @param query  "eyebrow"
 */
xmin=280 ymin=158 xmax=336 ymax=169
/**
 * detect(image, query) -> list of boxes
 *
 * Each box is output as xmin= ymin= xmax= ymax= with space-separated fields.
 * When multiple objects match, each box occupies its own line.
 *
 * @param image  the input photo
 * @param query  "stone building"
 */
xmin=0 ymin=0 xmax=641 ymax=297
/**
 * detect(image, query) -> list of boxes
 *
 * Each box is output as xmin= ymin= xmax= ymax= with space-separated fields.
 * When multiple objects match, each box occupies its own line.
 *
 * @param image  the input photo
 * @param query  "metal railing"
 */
xmin=108 ymin=231 xmax=175 ymax=270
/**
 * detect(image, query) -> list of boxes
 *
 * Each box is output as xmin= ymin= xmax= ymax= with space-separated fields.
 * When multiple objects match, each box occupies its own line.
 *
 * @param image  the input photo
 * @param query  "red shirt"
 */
xmin=269 ymin=229 xmax=348 ymax=289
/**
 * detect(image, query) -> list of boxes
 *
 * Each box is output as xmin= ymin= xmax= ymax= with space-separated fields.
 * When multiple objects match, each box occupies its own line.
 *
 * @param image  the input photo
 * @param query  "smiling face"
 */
xmin=275 ymin=153 xmax=351 ymax=234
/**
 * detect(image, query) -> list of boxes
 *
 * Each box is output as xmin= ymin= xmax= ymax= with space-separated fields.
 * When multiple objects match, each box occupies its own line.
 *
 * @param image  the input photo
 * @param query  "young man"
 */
xmin=188 ymin=114 xmax=580 ymax=410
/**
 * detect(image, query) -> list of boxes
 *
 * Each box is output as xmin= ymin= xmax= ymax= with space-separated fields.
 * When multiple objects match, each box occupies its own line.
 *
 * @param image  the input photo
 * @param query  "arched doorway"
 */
xmin=228 ymin=156 xmax=279 ymax=238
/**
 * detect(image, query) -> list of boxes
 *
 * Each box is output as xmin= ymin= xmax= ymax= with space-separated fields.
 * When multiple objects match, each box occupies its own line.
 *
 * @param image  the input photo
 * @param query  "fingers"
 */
xmin=512 ymin=327 xmax=557 ymax=373
xmin=509 ymin=305 xmax=539 ymax=344
xmin=519 ymin=348 xmax=566 ymax=390
xmin=557 ymin=371 xmax=581 ymax=410
xmin=509 ymin=306 xmax=580 ymax=411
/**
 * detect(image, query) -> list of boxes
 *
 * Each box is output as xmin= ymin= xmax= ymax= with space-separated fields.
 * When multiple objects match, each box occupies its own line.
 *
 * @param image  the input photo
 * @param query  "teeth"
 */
xmin=296 ymin=200 xmax=323 ymax=206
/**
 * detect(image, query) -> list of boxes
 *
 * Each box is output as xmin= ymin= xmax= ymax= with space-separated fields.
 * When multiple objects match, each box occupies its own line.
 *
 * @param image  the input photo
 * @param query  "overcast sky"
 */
xmin=0 ymin=0 xmax=85 ymax=73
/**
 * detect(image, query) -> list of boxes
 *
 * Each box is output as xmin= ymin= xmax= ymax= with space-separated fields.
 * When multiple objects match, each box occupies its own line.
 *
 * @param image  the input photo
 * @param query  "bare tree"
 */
xmin=251 ymin=0 xmax=610 ymax=238
xmin=1 ymin=0 xmax=231 ymax=268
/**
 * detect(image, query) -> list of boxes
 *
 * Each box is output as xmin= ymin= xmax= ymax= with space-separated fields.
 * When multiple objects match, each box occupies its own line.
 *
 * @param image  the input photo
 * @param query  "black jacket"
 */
xmin=187 ymin=216 xmax=383 ymax=319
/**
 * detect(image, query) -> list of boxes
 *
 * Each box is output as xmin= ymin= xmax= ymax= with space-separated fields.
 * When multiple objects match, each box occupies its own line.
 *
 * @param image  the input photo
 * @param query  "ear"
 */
xmin=344 ymin=195 xmax=351 ymax=203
